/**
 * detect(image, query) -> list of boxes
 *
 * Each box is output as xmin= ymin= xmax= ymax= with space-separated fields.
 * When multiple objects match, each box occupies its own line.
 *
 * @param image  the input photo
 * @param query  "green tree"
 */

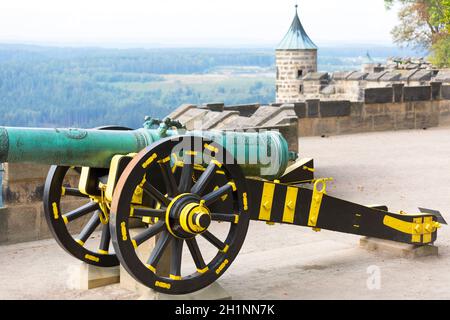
xmin=430 ymin=36 xmax=450 ymax=66
xmin=385 ymin=0 xmax=450 ymax=67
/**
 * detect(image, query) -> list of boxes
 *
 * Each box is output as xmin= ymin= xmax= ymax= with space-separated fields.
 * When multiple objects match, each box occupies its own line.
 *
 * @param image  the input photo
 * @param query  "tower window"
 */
xmin=299 ymin=85 xmax=303 ymax=93
xmin=276 ymin=85 xmax=279 ymax=93
xmin=297 ymin=69 xmax=303 ymax=79
xmin=276 ymin=68 xmax=280 ymax=79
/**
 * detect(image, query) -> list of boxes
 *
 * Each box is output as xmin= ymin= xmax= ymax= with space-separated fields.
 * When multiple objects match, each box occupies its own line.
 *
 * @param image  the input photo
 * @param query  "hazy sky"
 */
xmin=0 ymin=0 xmax=400 ymax=47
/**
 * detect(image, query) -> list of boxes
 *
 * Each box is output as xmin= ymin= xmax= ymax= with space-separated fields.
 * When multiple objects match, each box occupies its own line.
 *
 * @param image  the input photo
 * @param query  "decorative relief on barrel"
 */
xmin=61 ymin=128 xmax=88 ymax=140
xmin=133 ymin=131 xmax=149 ymax=151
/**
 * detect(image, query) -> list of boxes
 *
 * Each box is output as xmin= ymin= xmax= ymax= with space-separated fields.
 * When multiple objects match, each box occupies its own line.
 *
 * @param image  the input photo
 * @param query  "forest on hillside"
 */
xmin=0 ymin=44 xmax=422 ymax=128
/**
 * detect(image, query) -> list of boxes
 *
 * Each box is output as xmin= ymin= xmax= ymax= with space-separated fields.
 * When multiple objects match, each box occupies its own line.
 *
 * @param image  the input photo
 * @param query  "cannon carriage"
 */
xmin=0 ymin=118 xmax=444 ymax=295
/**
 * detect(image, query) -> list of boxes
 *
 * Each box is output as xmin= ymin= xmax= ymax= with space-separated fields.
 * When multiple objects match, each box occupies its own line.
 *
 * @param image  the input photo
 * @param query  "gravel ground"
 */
xmin=1 ymin=126 xmax=450 ymax=300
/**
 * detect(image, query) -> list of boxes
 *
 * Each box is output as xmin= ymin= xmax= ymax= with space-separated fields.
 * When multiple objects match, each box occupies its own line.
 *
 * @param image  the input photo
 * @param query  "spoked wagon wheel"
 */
xmin=43 ymin=126 xmax=131 ymax=267
xmin=110 ymin=135 xmax=250 ymax=294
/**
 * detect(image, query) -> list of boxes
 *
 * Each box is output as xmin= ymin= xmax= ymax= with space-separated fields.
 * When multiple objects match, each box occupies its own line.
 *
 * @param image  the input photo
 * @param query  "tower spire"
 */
xmin=277 ymin=3 xmax=317 ymax=50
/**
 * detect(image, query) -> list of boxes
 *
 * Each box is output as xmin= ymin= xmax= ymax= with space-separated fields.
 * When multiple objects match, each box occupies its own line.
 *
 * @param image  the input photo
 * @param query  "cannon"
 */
xmin=0 ymin=118 xmax=445 ymax=295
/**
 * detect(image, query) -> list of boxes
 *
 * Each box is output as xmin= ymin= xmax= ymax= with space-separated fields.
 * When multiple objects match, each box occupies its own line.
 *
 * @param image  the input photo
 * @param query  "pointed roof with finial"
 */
xmin=365 ymin=51 xmax=375 ymax=63
xmin=277 ymin=4 xmax=317 ymax=50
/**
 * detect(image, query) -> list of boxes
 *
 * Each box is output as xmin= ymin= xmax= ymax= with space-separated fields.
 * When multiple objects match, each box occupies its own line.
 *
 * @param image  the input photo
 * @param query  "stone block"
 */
xmin=338 ymin=116 xmax=373 ymax=135
xmin=178 ymin=108 xmax=210 ymax=130
xmin=364 ymin=88 xmax=393 ymax=104
xmin=225 ymin=104 xmax=260 ymax=117
xmin=380 ymin=72 xmax=401 ymax=81
xmin=399 ymin=69 xmax=418 ymax=81
xmin=202 ymin=111 xmax=240 ymax=130
xmin=372 ymin=114 xmax=396 ymax=131
xmin=332 ymin=71 xmax=355 ymax=80
xmin=405 ymin=102 xmax=414 ymax=113
xmin=67 ymin=263 xmax=120 ymax=290
xmin=303 ymin=72 xmax=328 ymax=81
xmin=439 ymin=100 xmax=450 ymax=114
xmin=298 ymin=118 xmax=316 ymax=137
xmin=306 ymin=100 xmax=320 ymax=117
xmin=319 ymin=101 xmax=351 ymax=117
xmin=201 ymin=103 xmax=225 ymax=112
xmin=383 ymin=102 xmax=406 ymax=114
xmin=360 ymin=237 xmax=438 ymax=259
xmin=244 ymin=106 xmax=280 ymax=127
xmin=431 ymin=82 xmax=442 ymax=100
xmin=410 ymin=70 xmax=433 ymax=82
xmin=394 ymin=112 xmax=416 ymax=130
xmin=2 ymin=163 xmax=78 ymax=205
xmin=415 ymin=112 xmax=439 ymax=129
xmin=413 ymin=101 xmax=433 ymax=113
xmin=349 ymin=102 xmax=364 ymax=117
xmin=404 ymin=86 xmax=431 ymax=102
xmin=435 ymin=71 xmax=450 ymax=83
xmin=364 ymin=104 xmax=383 ymax=115
xmin=4 ymin=204 xmax=39 ymax=244
xmin=347 ymin=72 xmax=368 ymax=81
xmin=392 ymin=84 xmax=404 ymax=103
xmin=366 ymin=71 xmax=388 ymax=81
xmin=316 ymin=118 xmax=338 ymax=136
xmin=3 ymin=163 xmax=50 ymax=182
xmin=168 ymin=104 xmax=197 ymax=120
xmin=439 ymin=103 xmax=450 ymax=126
xmin=3 ymin=180 xmax=45 ymax=204
xmin=293 ymin=102 xmax=307 ymax=118
xmin=278 ymin=121 xmax=299 ymax=152
xmin=373 ymin=66 xmax=386 ymax=73
xmin=0 ymin=198 xmax=92 ymax=244
xmin=443 ymin=86 xmax=450 ymax=100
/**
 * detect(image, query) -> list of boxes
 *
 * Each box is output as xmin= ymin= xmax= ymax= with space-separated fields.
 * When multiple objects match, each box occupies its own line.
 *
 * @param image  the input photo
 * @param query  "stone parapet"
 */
xmin=299 ymin=99 xmax=448 ymax=137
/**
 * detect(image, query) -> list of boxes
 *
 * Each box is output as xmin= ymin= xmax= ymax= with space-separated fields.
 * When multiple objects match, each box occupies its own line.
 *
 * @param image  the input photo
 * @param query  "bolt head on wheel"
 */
xmin=166 ymin=194 xmax=212 ymax=238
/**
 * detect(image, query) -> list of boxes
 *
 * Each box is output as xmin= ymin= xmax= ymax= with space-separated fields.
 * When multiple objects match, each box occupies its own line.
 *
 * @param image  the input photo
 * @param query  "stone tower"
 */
xmin=276 ymin=5 xmax=318 ymax=103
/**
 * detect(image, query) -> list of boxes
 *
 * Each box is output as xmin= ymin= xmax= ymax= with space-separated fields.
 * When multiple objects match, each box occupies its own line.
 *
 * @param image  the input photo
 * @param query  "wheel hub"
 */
xmin=166 ymin=194 xmax=211 ymax=238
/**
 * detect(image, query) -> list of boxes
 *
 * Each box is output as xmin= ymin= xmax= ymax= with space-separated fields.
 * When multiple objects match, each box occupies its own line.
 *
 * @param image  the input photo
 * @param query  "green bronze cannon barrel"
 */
xmin=0 ymin=127 xmax=153 ymax=169
xmin=0 ymin=126 xmax=296 ymax=179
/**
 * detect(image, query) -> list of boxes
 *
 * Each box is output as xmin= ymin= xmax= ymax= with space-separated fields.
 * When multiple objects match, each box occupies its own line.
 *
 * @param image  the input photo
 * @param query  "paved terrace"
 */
xmin=1 ymin=127 xmax=450 ymax=299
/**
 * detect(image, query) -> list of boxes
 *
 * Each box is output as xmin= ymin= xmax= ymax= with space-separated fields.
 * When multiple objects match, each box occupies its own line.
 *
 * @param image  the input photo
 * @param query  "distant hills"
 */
xmin=0 ymin=44 xmax=425 ymax=128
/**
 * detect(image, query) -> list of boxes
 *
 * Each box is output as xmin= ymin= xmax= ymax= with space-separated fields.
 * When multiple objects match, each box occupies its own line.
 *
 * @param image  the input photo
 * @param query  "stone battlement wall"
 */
xmin=297 ymin=84 xmax=450 ymax=137
xmin=293 ymin=69 xmax=449 ymax=102
xmin=174 ymin=83 xmax=450 ymax=138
